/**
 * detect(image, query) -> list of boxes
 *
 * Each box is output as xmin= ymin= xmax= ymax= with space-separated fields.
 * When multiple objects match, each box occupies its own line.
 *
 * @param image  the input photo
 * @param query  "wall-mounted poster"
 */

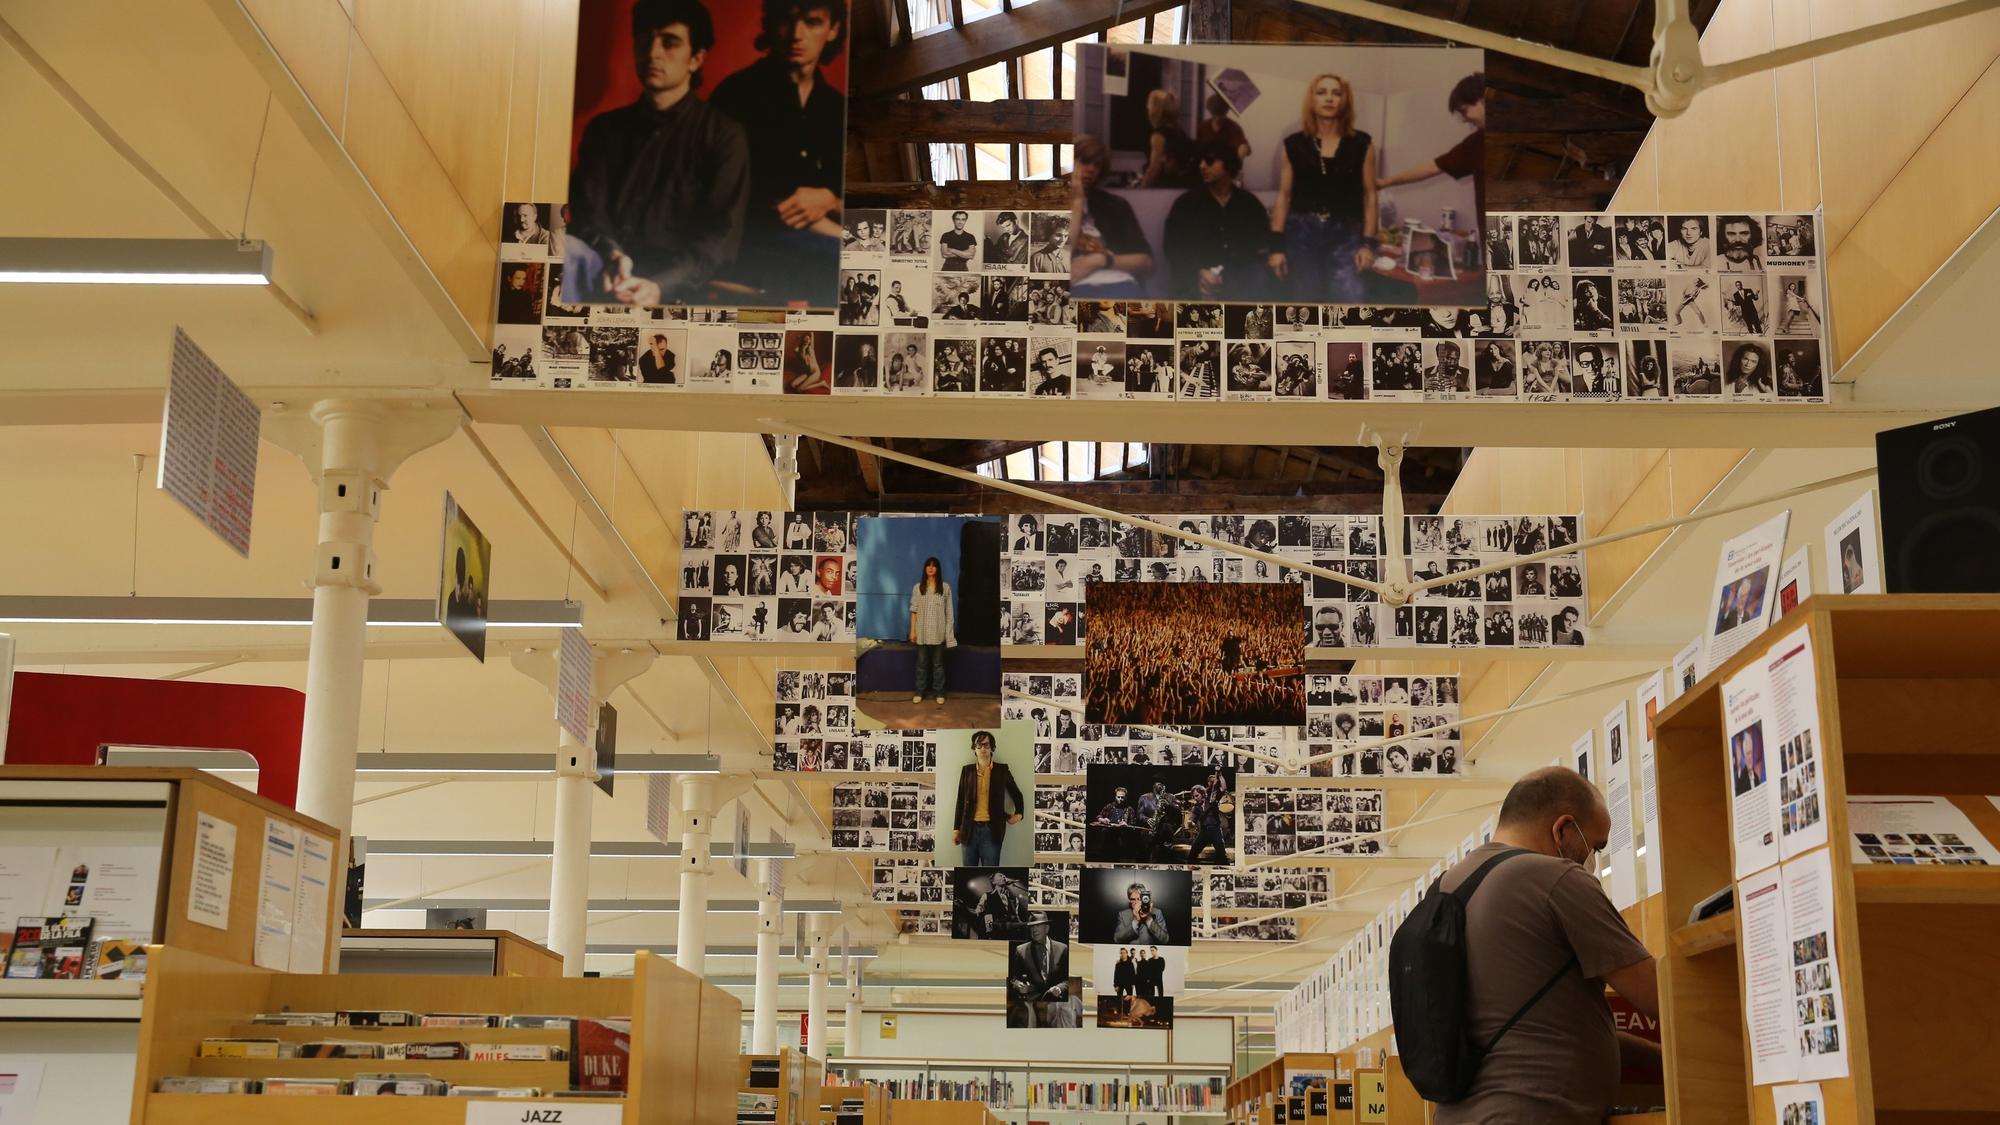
xmin=1822 ymin=490 xmax=1881 ymax=595
xmin=829 ymin=782 xmax=937 ymax=854
xmin=1077 ymin=866 xmax=1194 ymax=947
xmin=1084 ymin=764 xmax=1236 ymax=866
xmin=437 ymin=492 xmax=493 ymax=661
xmin=855 ymin=515 xmax=1003 ymax=730
xmin=1097 ymin=993 xmax=1174 ymax=1029
xmin=1093 ymin=944 xmax=1188 ymax=1001
xmin=1085 ymin=583 xmax=1305 ymax=726
xmin=1072 ymin=43 xmax=1485 ymax=307
xmin=565 ymin=1 xmax=848 ymax=308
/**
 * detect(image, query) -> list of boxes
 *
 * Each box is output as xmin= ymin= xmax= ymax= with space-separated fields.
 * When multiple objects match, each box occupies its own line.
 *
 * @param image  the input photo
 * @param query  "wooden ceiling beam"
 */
xmin=855 ymin=0 xmax=1184 ymax=97
xmin=850 ymin=98 xmax=1070 ymax=144
xmin=1485 ymin=176 xmax=1620 ymax=211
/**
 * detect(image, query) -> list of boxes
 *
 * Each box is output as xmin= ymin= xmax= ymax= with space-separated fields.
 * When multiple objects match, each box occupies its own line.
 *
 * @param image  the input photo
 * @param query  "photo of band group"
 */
xmin=495 ymin=201 xmax=1826 ymax=404
xmin=681 ymin=508 xmax=1588 ymax=650
xmin=774 ymin=667 xmax=1462 ymax=780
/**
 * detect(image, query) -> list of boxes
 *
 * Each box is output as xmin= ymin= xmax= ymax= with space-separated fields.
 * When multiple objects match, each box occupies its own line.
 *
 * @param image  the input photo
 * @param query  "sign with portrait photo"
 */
xmin=437 ymin=492 xmax=493 ymax=662
xmin=1077 ymin=866 xmax=1193 ymax=947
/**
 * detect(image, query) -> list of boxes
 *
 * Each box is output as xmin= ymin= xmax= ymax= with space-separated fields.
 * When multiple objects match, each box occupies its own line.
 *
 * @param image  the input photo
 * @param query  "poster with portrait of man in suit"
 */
xmin=1005 ymin=911 xmax=1080 ymax=1028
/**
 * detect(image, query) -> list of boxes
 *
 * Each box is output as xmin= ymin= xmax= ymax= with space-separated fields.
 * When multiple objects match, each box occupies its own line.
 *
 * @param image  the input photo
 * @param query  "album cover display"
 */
xmin=1073 ymin=43 xmax=1486 ymax=307
xmin=829 ymin=782 xmax=938 ymax=854
xmin=494 ymin=202 xmax=1826 ymax=404
xmin=1084 ymin=765 xmax=1237 ymax=866
xmin=688 ymin=508 xmax=1588 ymax=651
xmin=1084 ymin=583 xmax=1306 ymax=726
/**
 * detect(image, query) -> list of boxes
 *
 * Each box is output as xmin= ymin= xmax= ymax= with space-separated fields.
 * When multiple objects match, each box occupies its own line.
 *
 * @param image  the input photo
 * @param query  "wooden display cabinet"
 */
xmin=339 ymin=927 xmax=565 ymax=977
xmin=741 ymin=1047 xmax=826 ymax=1125
xmin=1652 ymin=594 xmax=2000 ymax=1124
xmin=127 ymin=943 xmax=740 ymax=1123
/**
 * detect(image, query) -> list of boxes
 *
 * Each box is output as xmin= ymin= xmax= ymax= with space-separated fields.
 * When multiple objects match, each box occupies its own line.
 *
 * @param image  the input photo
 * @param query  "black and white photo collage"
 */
xmin=1000 ymin=511 xmax=1589 ymax=650
xmin=828 ymin=782 xmax=938 ymax=853
xmin=677 ymin=510 xmax=856 ymax=643
xmin=495 ymin=201 xmax=1826 ymax=405
xmin=1483 ymin=211 xmax=1827 ymax=401
xmin=772 ymin=668 xmax=942 ymax=773
xmin=686 ymin=508 xmax=1587 ymax=650
xmin=1242 ymin=790 xmax=1387 ymax=859
xmin=772 ymin=668 xmax=1459 ymax=779
xmin=875 ymin=860 xmax=1319 ymax=942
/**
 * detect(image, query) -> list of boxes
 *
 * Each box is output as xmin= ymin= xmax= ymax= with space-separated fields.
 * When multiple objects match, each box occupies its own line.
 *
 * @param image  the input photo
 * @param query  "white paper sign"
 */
xmin=1823 ymin=490 xmax=1881 ymax=595
xmin=1847 ymin=796 xmax=1999 ymax=866
xmin=464 ymin=1101 xmax=623 ymax=1125
xmin=1772 ymin=1082 xmax=1826 ymax=1125
xmin=1763 ymin=631 xmax=1830 ymax=862
xmin=1635 ymin=672 xmax=1667 ymax=892
xmin=157 ymin=327 xmax=260 ymax=557
xmin=0 ymin=1057 xmax=47 ymax=1125
xmin=1601 ymin=701 xmax=1638 ymax=909
xmin=255 ymin=818 xmax=300 ymax=971
xmin=1782 ymin=849 xmax=1850 ymax=1081
xmin=556 ymin=627 xmax=594 ymax=746
xmin=1704 ymin=510 xmax=1792 ymax=677
xmin=0 ymin=848 xmax=59 ymax=931
xmin=1723 ymin=662 xmax=1781 ymax=879
xmin=289 ymin=831 xmax=335 ymax=972
xmin=1773 ymin=547 xmax=1812 ymax=622
xmin=1671 ymin=635 xmax=1703 ymax=698
xmin=1569 ymin=729 xmax=1595 ymax=784
xmin=69 ymin=846 xmax=165 ymax=937
xmin=1737 ymin=864 xmax=1796 ymax=1085
xmin=187 ymin=813 xmax=237 ymax=929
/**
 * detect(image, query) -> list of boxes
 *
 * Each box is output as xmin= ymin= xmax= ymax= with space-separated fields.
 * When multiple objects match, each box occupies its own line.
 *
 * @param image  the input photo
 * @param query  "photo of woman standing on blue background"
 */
xmin=855 ymin=514 xmax=1002 ymax=730
xmin=909 ymin=556 xmax=956 ymax=704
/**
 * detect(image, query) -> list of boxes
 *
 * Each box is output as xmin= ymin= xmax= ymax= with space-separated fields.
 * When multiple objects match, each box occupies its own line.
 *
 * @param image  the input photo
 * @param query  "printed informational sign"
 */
xmin=594 ymin=702 xmax=618 ymax=797
xmin=289 ymin=831 xmax=334 ymax=973
xmin=254 ymin=818 xmax=299 ymax=971
xmin=1822 ymin=490 xmax=1881 ymax=595
xmin=1356 ymin=1071 xmax=1388 ymax=1122
xmin=466 ymin=1101 xmax=622 ymax=1125
xmin=157 ymin=327 xmax=259 ymax=556
xmin=557 ymin=627 xmax=594 ymax=746
xmin=187 ymin=812 xmax=237 ymax=930
xmin=1704 ymin=510 xmax=1792 ymax=676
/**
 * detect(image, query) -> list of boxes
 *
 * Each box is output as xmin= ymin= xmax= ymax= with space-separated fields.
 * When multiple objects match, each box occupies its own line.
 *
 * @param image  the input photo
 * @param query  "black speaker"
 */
xmin=1877 ymin=404 xmax=2000 ymax=593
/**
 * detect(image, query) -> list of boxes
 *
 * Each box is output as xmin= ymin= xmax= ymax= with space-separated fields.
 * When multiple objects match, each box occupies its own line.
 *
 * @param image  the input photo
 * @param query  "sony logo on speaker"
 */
xmin=1932 ymin=420 xmax=1957 ymax=430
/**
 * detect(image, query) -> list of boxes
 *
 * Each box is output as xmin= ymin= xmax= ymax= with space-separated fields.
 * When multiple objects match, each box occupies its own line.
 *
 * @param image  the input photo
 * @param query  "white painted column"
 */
xmin=752 ymin=860 xmax=783 ymax=1053
xmin=548 ymin=728 xmax=596 ymax=977
xmin=295 ymin=402 xmax=388 ymax=838
xmin=675 ymin=774 xmax=717 ymax=974
xmin=844 ymin=970 xmax=864 ymax=1058
xmin=805 ymin=916 xmax=831 ymax=1060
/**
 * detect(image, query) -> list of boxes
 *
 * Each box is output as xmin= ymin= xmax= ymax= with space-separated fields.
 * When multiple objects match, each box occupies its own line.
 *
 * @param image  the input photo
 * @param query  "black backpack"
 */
xmin=1388 ymin=848 xmax=1578 ymax=1103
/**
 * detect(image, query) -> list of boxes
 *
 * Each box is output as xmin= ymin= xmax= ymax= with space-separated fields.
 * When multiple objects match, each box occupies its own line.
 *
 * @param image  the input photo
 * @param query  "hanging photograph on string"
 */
xmin=564 ymin=0 xmax=850 ymax=308
xmin=1071 ymin=42 xmax=1485 ymax=306
xmin=1084 ymin=583 xmax=1306 ymax=726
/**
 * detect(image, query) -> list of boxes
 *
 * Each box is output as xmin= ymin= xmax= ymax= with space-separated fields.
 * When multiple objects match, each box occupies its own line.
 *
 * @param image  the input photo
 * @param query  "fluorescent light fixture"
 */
xmin=0 ymin=238 xmax=272 ymax=285
xmin=0 ymin=596 xmax=582 ymax=629
xmin=354 ymin=753 xmax=720 ymax=777
xmin=365 ymin=839 xmax=796 ymax=860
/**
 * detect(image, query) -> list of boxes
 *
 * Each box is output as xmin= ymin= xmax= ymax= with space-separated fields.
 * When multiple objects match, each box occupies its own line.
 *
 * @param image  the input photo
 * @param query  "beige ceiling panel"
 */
xmin=239 ymin=0 xmax=352 ymax=134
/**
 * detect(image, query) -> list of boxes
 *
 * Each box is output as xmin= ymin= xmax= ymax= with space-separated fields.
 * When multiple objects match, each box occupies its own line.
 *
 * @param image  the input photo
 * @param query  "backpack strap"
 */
xmin=1447 ymin=847 xmax=1530 ymax=903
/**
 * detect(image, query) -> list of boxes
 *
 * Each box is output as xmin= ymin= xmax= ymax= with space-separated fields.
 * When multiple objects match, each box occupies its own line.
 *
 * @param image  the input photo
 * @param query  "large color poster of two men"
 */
xmin=566 ymin=1 xmax=849 ymax=309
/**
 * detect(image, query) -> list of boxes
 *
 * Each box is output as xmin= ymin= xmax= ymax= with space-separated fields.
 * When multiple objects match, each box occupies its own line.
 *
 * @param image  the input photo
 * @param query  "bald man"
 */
xmin=1434 ymin=767 xmax=1657 ymax=1125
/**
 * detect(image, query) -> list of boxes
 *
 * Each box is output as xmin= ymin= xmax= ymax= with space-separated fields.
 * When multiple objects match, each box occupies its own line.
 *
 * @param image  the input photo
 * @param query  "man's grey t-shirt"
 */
xmin=1432 ymin=842 xmax=1652 ymax=1125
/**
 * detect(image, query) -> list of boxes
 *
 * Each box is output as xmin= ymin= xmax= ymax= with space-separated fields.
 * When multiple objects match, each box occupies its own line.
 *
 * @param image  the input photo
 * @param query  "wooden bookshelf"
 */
xmin=891 ymin=1101 xmax=1004 ymax=1125
xmin=340 ymin=927 xmax=565 ymax=977
xmin=1652 ymin=594 xmax=2000 ymax=1124
xmin=127 ymin=943 xmax=740 ymax=1123
xmin=743 ymin=1048 xmax=826 ymax=1125
xmin=818 ymin=1082 xmax=893 ymax=1125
